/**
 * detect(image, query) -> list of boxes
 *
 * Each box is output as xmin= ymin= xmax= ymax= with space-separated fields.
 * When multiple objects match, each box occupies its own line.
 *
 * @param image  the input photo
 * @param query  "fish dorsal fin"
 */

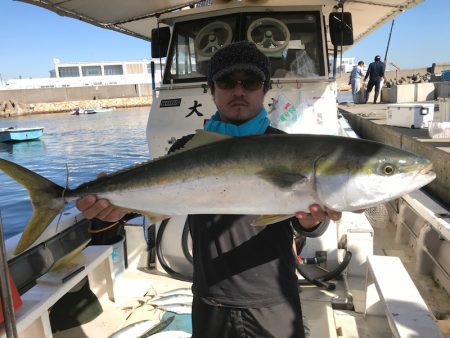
xmin=183 ymin=130 xmax=232 ymax=150
xmin=148 ymin=130 xmax=231 ymax=162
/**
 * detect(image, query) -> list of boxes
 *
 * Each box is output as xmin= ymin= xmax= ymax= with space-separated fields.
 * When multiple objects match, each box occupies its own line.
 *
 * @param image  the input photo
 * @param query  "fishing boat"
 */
xmin=71 ymin=107 xmax=114 ymax=115
xmin=2 ymin=0 xmax=449 ymax=337
xmin=71 ymin=107 xmax=96 ymax=115
xmin=0 ymin=127 xmax=44 ymax=142
xmin=84 ymin=107 xmax=115 ymax=114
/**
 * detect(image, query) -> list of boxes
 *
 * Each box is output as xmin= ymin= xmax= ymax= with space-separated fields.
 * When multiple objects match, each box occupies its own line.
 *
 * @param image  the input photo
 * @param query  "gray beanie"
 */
xmin=207 ymin=41 xmax=271 ymax=85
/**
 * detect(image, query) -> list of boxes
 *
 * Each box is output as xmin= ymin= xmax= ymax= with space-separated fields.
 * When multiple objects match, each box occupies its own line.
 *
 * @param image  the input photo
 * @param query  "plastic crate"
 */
xmin=442 ymin=69 xmax=450 ymax=82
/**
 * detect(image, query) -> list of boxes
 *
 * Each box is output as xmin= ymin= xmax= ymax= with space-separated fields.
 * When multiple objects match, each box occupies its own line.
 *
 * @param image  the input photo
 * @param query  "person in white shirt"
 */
xmin=348 ymin=61 xmax=365 ymax=104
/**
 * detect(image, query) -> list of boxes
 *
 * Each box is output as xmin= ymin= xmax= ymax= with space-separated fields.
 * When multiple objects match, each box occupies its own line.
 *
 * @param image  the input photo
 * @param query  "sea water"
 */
xmin=0 ymin=107 xmax=151 ymax=239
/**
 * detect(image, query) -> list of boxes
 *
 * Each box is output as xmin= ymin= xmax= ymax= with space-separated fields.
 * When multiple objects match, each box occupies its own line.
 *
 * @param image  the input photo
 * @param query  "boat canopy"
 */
xmin=18 ymin=0 xmax=423 ymax=51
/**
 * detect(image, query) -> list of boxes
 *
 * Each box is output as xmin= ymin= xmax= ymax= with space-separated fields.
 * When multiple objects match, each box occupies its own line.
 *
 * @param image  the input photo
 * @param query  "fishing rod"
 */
xmin=384 ymin=19 xmax=395 ymax=63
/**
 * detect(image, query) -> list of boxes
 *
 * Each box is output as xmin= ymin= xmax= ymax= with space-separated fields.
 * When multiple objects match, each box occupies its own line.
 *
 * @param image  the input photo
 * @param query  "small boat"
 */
xmin=89 ymin=107 xmax=115 ymax=113
xmin=71 ymin=107 xmax=96 ymax=115
xmin=0 ymin=127 xmax=44 ymax=142
xmin=71 ymin=107 xmax=114 ymax=115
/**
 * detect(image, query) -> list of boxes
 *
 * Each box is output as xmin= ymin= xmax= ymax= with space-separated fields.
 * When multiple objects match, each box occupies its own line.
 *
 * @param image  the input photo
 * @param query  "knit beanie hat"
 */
xmin=207 ymin=41 xmax=271 ymax=85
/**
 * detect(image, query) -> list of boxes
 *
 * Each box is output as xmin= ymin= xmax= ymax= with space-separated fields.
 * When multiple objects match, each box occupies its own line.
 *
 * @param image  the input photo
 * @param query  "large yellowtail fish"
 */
xmin=0 ymin=131 xmax=436 ymax=255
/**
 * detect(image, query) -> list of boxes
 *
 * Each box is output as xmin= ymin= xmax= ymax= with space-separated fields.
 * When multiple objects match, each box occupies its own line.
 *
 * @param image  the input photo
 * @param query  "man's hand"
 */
xmin=75 ymin=172 xmax=126 ymax=222
xmin=295 ymin=204 xmax=342 ymax=230
xmin=76 ymin=195 xmax=126 ymax=222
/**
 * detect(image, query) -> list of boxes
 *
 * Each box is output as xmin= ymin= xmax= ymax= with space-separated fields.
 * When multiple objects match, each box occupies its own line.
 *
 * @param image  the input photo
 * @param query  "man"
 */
xmin=348 ymin=61 xmax=365 ymax=104
xmin=77 ymin=41 xmax=342 ymax=338
xmin=364 ymin=55 xmax=385 ymax=104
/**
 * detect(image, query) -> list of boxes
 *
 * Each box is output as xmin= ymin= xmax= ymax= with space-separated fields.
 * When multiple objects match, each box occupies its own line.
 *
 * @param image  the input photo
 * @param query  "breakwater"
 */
xmin=0 ymin=83 xmax=152 ymax=117
xmin=0 ymin=96 xmax=152 ymax=118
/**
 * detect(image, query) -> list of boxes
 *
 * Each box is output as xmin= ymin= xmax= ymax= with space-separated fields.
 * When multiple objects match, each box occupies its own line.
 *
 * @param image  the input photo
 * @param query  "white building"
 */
xmin=1 ymin=58 xmax=165 ymax=90
xmin=329 ymin=57 xmax=356 ymax=73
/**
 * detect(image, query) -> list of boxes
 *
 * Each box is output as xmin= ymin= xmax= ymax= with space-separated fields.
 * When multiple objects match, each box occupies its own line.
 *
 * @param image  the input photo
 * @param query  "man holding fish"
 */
xmin=77 ymin=41 xmax=340 ymax=338
xmin=0 ymin=40 xmax=435 ymax=336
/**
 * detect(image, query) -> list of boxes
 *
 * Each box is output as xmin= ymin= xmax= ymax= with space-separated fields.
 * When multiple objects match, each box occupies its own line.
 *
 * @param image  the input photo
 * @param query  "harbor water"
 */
xmin=0 ymin=107 xmax=151 ymax=239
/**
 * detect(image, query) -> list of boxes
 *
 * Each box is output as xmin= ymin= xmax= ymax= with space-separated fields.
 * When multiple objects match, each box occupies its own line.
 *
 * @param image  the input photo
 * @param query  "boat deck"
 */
xmin=48 ymin=217 xmax=450 ymax=338
xmin=339 ymin=100 xmax=450 ymax=335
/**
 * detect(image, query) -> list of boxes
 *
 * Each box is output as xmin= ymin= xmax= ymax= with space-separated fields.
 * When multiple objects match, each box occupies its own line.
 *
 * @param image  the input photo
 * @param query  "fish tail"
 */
xmin=0 ymin=159 xmax=65 ymax=255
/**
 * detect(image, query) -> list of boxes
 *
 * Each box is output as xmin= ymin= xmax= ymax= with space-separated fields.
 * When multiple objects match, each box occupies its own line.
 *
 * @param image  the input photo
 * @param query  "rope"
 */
xmin=88 ymin=220 xmax=120 ymax=234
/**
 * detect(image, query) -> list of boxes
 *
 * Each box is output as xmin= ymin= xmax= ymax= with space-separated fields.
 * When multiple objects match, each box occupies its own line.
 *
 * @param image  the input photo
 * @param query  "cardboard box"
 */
xmin=386 ymin=103 xmax=434 ymax=129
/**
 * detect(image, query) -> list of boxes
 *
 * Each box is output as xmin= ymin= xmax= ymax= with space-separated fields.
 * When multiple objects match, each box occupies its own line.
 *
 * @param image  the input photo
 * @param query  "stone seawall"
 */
xmin=0 ymin=96 xmax=152 ymax=118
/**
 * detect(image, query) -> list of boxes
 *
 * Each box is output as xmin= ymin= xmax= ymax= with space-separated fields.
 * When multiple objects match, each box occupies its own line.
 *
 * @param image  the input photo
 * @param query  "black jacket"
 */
xmin=364 ymin=61 xmax=385 ymax=81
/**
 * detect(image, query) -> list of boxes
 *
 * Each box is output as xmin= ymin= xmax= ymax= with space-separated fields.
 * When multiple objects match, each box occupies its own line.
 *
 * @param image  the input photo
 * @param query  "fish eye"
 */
xmin=382 ymin=164 xmax=395 ymax=175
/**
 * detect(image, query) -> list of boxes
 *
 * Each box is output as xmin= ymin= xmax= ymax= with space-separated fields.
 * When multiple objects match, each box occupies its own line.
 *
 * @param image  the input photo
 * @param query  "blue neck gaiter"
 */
xmin=204 ymin=107 xmax=270 ymax=136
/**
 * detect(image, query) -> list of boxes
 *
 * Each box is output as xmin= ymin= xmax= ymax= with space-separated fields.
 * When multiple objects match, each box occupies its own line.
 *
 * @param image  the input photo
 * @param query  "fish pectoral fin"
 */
xmin=252 ymin=215 xmax=294 ymax=226
xmin=182 ymin=130 xmax=232 ymax=150
xmin=143 ymin=212 xmax=170 ymax=225
xmin=257 ymin=168 xmax=307 ymax=190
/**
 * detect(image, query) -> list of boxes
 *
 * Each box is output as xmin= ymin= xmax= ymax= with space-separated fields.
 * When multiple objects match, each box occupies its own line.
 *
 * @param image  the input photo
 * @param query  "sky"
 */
xmin=0 ymin=0 xmax=449 ymax=81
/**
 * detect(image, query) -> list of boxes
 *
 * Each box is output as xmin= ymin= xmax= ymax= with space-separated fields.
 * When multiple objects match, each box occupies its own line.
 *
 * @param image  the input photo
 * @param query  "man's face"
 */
xmin=211 ymin=71 xmax=266 ymax=125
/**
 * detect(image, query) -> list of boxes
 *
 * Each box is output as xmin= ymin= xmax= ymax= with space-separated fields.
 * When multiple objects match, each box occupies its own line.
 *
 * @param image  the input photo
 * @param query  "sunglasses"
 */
xmin=215 ymin=78 xmax=264 ymax=91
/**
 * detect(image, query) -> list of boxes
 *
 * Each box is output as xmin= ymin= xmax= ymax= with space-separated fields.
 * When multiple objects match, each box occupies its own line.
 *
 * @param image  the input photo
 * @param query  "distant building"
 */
xmin=329 ymin=57 xmax=356 ymax=73
xmin=0 ymin=58 xmax=165 ymax=90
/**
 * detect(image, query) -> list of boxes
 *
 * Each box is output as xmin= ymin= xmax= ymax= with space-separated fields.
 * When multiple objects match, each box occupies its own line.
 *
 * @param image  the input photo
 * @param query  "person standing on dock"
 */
xmin=364 ymin=55 xmax=385 ymax=104
xmin=348 ymin=61 xmax=365 ymax=104
xmin=76 ymin=41 xmax=343 ymax=338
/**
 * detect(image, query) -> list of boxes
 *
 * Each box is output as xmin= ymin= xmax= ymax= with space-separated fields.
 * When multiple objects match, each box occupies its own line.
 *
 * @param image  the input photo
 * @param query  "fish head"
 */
xmin=314 ymin=140 xmax=436 ymax=211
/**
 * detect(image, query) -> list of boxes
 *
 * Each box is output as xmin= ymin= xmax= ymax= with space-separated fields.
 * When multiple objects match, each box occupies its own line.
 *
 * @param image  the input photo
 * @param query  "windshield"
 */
xmin=163 ymin=11 xmax=325 ymax=85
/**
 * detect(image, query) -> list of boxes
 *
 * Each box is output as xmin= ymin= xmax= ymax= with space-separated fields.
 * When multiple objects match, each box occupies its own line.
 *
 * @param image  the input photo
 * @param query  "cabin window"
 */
xmin=165 ymin=15 xmax=237 ymax=83
xmin=163 ymin=11 xmax=325 ymax=84
xmin=243 ymin=12 xmax=324 ymax=78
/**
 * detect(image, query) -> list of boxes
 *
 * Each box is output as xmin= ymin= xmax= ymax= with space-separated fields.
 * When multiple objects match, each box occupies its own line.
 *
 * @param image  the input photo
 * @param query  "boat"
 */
xmin=71 ymin=107 xmax=114 ymax=115
xmin=70 ymin=107 xmax=93 ymax=115
xmin=0 ymin=127 xmax=44 ymax=142
xmin=2 ymin=1 xmax=450 ymax=337
xmin=83 ymin=107 xmax=115 ymax=114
